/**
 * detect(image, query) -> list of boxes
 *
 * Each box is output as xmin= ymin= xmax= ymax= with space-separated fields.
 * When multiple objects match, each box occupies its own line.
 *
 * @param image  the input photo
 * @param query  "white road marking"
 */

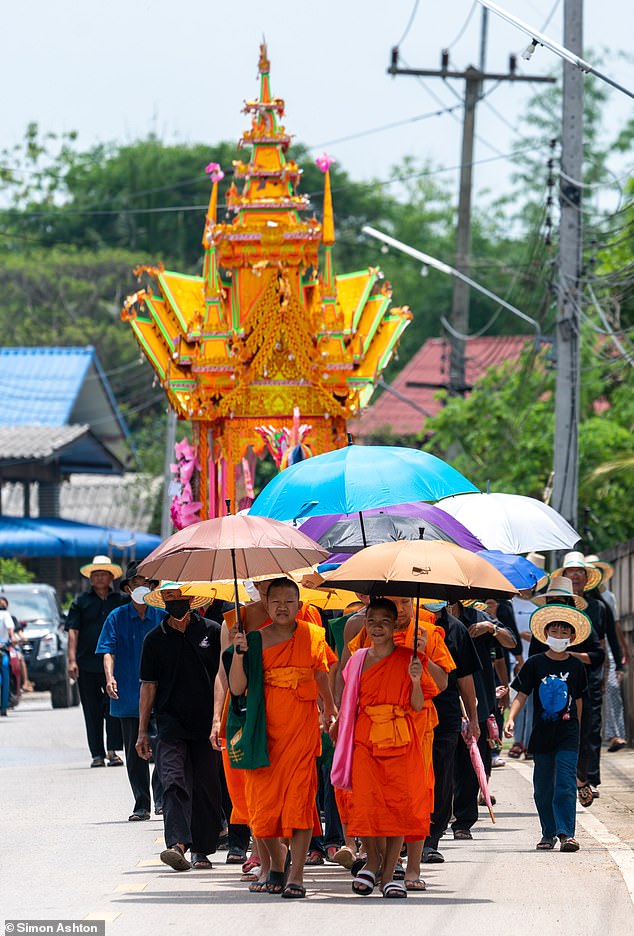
xmin=509 ymin=758 xmax=634 ymax=907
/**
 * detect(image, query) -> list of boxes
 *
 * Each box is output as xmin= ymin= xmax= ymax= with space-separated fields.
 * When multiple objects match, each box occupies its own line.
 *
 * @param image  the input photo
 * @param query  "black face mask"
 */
xmin=164 ymin=598 xmax=190 ymax=620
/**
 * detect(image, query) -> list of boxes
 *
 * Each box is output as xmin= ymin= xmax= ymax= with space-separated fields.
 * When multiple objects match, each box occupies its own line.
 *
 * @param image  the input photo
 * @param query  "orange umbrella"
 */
xmin=319 ymin=540 xmax=517 ymax=601
xmin=320 ymin=539 xmax=516 ymax=656
xmin=180 ymin=579 xmax=357 ymax=611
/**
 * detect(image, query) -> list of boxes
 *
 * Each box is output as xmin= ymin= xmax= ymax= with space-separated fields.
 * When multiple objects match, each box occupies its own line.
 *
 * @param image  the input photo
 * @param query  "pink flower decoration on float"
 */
xmin=315 ymin=153 xmax=335 ymax=174
xmin=205 ymin=162 xmax=225 ymax=183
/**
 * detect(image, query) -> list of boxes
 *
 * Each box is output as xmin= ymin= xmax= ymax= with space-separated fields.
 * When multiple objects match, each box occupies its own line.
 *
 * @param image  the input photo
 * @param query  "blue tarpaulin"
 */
xmin=0 ymin=516 xmax=161 ymax=559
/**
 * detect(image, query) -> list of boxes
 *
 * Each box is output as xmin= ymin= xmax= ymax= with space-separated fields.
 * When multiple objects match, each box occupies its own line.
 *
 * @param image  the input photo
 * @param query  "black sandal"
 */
xmin=281 ymin=882 xmax=306 ymax=899
xmin=536 ymin=836 xmax=557 ymax=850
xmin=265 ymin=870 xmax=286 ymax=894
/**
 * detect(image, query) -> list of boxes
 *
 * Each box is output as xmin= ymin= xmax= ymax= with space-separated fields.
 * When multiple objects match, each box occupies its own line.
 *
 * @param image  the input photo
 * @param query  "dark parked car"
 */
xmin=0 ymin=584 xmax=79 ymax=708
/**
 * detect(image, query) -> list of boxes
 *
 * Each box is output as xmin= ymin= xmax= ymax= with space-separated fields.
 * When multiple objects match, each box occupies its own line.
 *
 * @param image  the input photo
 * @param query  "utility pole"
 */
xmin=160 ymin=407 xmax=177 ymax=539
xmin=552 ymin=0 xmax=583 ymax=529
xmin=388 ymin=11 xmax=554 ymax=394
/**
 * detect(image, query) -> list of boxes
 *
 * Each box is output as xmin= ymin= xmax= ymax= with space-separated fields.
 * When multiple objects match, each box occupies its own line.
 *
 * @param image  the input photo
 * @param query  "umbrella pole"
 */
xmin=358 ymin=510 xmax=368 ymax=548
xmin=413 ymin=583 xmax=420 ymax=661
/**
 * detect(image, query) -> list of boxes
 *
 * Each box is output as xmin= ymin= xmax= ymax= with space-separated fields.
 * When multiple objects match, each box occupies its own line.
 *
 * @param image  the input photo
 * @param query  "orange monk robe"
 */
xmin=244 ymin=620 xmax=330 ymax=839
xmin=221 ymin=606 xmax=329 ymax=828
xmin=345 ymin=646 xmax=439 ymax=839
xmin=220 ymin=606 xmax=270 ymax=825
xmin=346 ymin=616 xmax=455 ymax=836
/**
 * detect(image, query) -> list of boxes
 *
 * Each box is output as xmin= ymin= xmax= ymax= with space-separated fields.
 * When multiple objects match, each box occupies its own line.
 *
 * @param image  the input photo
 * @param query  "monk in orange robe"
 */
xmin=212 ymin=580 xmax=325 ymax=888
xmin=342 ymin=596 xmax=454 ymax=888
xmin=334 ymin=597 xmax=440 ymax=898
xmin=229 ymin=578 xmax=336 ymax=899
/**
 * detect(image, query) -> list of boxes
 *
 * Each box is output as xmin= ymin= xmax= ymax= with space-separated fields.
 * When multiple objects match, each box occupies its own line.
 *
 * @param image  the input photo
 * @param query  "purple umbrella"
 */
xmin=299 ymin=501 xmax=484 ymax=563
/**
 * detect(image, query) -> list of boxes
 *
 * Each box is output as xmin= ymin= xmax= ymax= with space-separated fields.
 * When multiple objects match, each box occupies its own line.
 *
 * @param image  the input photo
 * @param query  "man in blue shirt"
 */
xmin=97 ymin=562 xmax=165 ymax=820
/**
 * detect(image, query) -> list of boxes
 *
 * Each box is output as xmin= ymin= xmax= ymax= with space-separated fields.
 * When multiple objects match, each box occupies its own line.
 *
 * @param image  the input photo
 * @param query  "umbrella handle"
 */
xmin=230 ymin=546 xmax=245 ymax=653
xmin=413 ymin=583 xmax=420 ymax=661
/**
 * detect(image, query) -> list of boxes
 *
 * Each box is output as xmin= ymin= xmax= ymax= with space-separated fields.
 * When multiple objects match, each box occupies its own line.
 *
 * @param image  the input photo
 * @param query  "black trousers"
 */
xmin=120 ymin=716 xmax=163 ymax=815
xmin=77 ymin=669 xmax=123 ymax=758
xmin=578 ymin=670 xmax=603 ymax=786
xmin=452 ymin=721 xmax=492 ymax=832
xmin=425 ymin=728 xmax=460 ymax=850
xmin=218 ymin=752 xmax=250 ymax=853
xmin=156 ymin=737 xmax=223 ymax=855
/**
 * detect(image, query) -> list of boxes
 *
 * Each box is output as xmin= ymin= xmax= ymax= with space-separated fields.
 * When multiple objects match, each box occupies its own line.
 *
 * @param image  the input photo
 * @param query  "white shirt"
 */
xmin=0 ymin=609 xmax=14 ymax=643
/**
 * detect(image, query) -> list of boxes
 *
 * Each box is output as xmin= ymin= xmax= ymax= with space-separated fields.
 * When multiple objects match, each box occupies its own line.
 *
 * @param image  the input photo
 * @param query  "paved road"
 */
xmin=2 ymin=693 xmax=634 ymax=936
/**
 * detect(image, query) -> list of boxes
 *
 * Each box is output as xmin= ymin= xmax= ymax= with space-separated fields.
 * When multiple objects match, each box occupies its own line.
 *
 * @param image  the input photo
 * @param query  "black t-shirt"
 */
xmin=460 ymin=606 xmax=501 ymax=722
xmin=432 ymin=611 xmax=482 ymax=732
xmin=66 ymin=588 xmax=129 ymax=673
xmin=139 ymin=612 xmax=221 ymax=741
xmin=511 ymin=652 xmax=587 ymax=754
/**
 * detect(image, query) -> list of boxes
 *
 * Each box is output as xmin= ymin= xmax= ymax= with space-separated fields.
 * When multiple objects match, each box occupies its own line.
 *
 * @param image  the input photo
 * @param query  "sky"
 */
xmin=1 ymin=0 xmax=633 ymax=209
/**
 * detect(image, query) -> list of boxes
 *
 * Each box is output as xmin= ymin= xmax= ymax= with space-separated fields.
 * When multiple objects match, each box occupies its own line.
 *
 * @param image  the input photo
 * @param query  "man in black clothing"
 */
xmin=67 ymin=555 xmax=127 ymax=768
xmin=450 ymin=601 xmax=516 ymax=840
xmin=137 ymin=584 xmax=223 ymax=872
xmin=423 ymin=603 xmax=481 ymax=864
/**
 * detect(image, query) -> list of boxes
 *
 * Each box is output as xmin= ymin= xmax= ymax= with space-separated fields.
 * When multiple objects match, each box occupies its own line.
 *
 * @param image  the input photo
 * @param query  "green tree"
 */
xmin=0 ymin=558 xmax=35 ymax=584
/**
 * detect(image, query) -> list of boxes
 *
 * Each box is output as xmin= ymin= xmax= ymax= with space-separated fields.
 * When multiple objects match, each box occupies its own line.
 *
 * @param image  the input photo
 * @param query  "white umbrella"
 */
xmin=438 ymin=493 xmax=580 ymax=554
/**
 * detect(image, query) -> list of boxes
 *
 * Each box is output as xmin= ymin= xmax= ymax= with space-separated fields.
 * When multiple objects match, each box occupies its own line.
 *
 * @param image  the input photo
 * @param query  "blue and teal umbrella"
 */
xmin=249 ymin=444 xmax=478 ymax=521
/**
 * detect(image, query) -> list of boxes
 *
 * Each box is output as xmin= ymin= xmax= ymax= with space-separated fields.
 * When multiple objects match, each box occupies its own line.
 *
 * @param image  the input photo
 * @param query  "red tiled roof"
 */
xmin=352 ymin=335 xmax=531 ymax=438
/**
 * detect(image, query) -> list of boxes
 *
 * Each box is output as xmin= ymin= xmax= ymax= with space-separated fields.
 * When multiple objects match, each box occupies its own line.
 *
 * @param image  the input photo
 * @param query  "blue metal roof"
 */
xmin=0 ymin=347 xmax=95 ymax=426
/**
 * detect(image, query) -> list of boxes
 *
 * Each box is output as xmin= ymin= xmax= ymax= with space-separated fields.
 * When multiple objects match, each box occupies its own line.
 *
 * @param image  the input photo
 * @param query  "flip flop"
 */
xmin=306 ymin=850 xmax=324 ymax=865
xmin=242 ymin=857 xmax=261 ymax=874
xmin=128 ymin=812 xmax=150 ymax=821
xmin=281 ymin=882 xmax=306 ymax=899
xmin=160 ymin=845 xmax=191 ymax=871
xmin=249 ymin=879 xmax=268 ymax=893
xmin=405 ymin=878 xmax=427 ymax=891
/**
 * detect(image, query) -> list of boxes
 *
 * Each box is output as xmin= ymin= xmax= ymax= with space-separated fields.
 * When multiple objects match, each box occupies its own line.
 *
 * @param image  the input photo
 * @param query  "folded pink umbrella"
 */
xmin=461 ymin=716 xmax=495 ymax=823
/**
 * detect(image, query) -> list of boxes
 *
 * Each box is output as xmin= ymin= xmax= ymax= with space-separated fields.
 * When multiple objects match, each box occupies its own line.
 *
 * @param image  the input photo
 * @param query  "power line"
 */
xmin=394 ymin=0 xmax=421 ymax=47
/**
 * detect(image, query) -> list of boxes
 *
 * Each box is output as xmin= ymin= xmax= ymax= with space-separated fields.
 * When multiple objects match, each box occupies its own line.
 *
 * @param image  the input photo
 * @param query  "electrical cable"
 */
xmin=394 ymin=0 xmax=421 ymax=47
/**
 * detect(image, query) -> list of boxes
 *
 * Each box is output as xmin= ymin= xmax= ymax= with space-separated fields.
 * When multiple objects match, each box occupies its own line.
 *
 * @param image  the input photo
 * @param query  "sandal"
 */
xmin=265 ymin=869 xmax=287 ymax=894
xmin=226 ymin=847 xmax=247 ymax=864
xmin=536 ymin=837 xmax=557 ymax=850
xmin=350 ymin=856 xmax=367 ymax=878
xmin=107 ymin=753 xmax=124 ymax=767
xmin=191 ymin=853 xmax=213 ymax=869
xmin=393 ymin=862 xmax=405 ymax=880
xmin=331 ymin=846 xmax=355 ymax=869
xmin=405 ymin=878 xmax=426 ymax=891
xmin=249 ymin=879 xmax=268 ymax=893
xmin=507 ymin=742 xmax=524 ymax=759
xmin=306 ymin=850 xmax=324 ymax=865
xmin=281 ymin=882 xmax=306 ymax=899
xmin=128 ymin=812 xmax=151 ymax=821
xmin=241 ymin=871 xmax=259 ymax=882
xmin=383 ymin=880 xmax=407 ymax=899
xmin=560 ymin=836 xmax=580 ymax=852
xmin=352 ymin=869 xmax=376 ymax=896
xmin=242 ymin=856 xmax=261 ymax=874
xmin=577 ymin=783 xmax=594 ymax=808
xmin=453 ymin=829 xmax=473 ymax=840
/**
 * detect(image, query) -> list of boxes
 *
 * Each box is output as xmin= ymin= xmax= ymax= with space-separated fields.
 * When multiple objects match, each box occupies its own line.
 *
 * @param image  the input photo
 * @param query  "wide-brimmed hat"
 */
xmin=551 ymin=550 xmax=602 ymax=592
xmin=531 ymin=575 xmax=587 ymax=611
xmin=144 ymin=581 xmax=209 ymax=611
xmin=530 ymin=604 xmax=591 ymax=646
xmin=80 ymin=555 xmax=123 ymax=579
xmin=584 ymin=554 xmax=614 ymax=584
xmin=462 ymin=599 xmax=487 ymax=612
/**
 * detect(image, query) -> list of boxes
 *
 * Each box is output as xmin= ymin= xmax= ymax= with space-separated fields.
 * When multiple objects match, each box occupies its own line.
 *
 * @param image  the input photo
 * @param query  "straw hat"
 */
xmin=526 ymin=552 xmax=546 ymax=571
xmin=551 ymin=550 xmax=602 ymax=591
xmin=584 ymin=554 xmax=614 ymax=583
xmin=144 ymin=581 xmax=209 ymax=611
xmin=531 ymin=575 xmax=587 ymax=611
xmin=462 ymin=599 xmax=487 ymax=612
xmin=80 ymin=554 xmax=123 ymax=579
xmin=529 ymin=604 xmax=591 ymax=646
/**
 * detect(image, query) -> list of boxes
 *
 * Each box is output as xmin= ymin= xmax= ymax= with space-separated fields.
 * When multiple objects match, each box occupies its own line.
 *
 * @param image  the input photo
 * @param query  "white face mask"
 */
xmin=131 ymin=586 xmax=151 ymax=604
xmin=546 ymin=635 xmax=571 ymax=652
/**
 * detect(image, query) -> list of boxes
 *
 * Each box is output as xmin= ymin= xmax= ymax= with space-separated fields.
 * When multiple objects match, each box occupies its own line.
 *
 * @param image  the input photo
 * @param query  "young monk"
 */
xmin=340 ymin=595 xmax=453 ymax=890
xmin=229 ymin=577 xmax=336 ymax=899
xmin=332 ymin=597 xmax=440 ymax=898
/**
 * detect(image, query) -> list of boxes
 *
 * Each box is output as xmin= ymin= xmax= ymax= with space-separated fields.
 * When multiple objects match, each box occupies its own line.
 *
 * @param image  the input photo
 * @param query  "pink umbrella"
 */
xmin=461 ymin=715 xmax=495 ymax=823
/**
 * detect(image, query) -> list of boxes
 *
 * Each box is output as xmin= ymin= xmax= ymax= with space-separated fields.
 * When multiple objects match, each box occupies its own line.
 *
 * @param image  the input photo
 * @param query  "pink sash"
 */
xmin=330 ymin=648 xmax=369 ymax=791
